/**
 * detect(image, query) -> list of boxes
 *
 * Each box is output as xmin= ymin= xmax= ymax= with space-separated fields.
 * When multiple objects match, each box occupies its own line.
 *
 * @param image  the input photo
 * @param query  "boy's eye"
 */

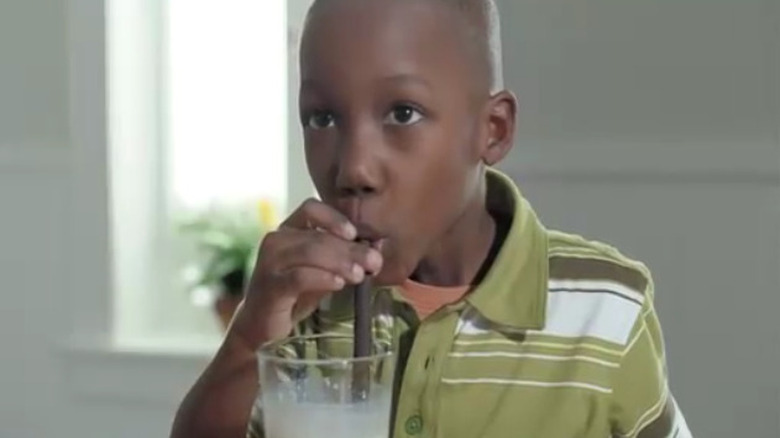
xmin=384 ymin=105 xmax=423 ymax=126
xmin=305 ymin=111 xmax=336 ymax=130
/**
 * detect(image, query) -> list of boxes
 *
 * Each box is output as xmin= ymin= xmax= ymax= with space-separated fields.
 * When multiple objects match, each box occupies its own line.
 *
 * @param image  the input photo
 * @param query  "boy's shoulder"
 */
xmin=539 ymin=229 xmax=656 ymax=347
xmin=545 ymin=229 xmax=654 ymax=298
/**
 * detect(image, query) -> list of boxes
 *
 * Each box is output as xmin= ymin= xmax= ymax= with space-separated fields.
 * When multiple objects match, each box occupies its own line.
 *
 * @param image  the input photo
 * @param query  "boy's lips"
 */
xmin=337 ymin=199 xmax=387 ymax=242
xmin=354 ymin=223 xmax=387 ymax=243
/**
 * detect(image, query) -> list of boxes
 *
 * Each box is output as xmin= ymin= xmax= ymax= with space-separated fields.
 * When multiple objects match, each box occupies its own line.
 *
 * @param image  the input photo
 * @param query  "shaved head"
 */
xmin=439 ymin=0 xmax=504 ymax=92
xmin=307 ymin=0 xmax=504 ymax=93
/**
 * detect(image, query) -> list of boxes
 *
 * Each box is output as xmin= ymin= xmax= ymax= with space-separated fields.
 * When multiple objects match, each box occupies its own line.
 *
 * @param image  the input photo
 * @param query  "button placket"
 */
xmin=391 ymin=306 xmax=460 ymax=438
xmin=419 ymin=313 xmax=459 ymax=438
xmin=405 ymin=414 xmax=424 ymax=436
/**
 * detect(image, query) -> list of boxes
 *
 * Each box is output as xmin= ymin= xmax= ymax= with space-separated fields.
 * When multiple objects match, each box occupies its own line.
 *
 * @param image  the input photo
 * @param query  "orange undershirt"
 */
xmin=398 ymin=279 xmax=472 ymax=320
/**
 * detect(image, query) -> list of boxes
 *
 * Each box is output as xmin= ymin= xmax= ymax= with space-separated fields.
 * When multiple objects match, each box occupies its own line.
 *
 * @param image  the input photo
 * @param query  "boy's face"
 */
xmin=299 ymin=0 xmax=508 ymax=285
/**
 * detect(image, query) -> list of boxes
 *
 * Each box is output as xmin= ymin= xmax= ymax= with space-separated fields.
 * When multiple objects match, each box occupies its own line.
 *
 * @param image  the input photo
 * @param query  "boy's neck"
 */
xmin=411 ymin=191 xmax=498 ymax=287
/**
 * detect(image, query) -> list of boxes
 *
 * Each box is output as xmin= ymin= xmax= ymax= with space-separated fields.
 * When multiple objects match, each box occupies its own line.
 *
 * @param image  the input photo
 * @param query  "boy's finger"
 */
xmin=281 ymin=198 xmax=357 ymax=240
xmin=276 ymin=266 xmax=346 ymax=294
xmin=276 ymin=231 xmax=383 ymax=283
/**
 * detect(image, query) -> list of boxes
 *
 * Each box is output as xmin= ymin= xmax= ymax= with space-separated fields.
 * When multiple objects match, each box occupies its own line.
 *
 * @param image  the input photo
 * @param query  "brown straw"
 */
xmin=352 ymin=239 xmax=373 ymax=401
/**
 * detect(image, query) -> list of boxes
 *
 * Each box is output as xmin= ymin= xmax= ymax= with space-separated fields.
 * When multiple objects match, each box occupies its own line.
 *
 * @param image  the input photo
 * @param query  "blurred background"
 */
xmin=0 ymin=0 xmax=777 ymax=437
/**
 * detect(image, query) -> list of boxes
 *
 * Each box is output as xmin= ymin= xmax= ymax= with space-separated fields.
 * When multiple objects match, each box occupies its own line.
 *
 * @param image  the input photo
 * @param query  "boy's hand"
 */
xmin=228 ymin=198 xmax=383 ymax=351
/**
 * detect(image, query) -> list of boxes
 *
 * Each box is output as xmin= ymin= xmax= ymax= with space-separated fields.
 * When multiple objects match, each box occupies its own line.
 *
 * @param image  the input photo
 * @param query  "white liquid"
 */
xmin=263 ymin=399 xmax=390 ymax=438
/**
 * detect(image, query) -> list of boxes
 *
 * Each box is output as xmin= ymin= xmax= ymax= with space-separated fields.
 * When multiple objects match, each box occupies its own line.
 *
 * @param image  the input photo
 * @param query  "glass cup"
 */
xmin=257 ymin=334 xmax=395 ymax=438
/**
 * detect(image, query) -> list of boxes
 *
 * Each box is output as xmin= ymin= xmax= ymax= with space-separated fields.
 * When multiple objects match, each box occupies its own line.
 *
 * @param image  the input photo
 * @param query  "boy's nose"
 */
xmin=334 ymin=127 xmax=382 ymax=198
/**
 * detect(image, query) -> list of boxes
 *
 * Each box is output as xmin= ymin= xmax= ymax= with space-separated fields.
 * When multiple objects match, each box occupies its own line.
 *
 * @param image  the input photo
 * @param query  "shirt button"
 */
xmin=405 ymin=414 xmax=423 ymax=436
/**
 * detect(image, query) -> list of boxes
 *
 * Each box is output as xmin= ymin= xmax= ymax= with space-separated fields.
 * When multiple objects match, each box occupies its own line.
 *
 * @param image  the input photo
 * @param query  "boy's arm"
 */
xmin=610 ymin=291 xmax=693 ymax=438
xmin=170 ymin=332 xmax=260 ymax=438
xmin=170 ymin=199 xmax=380 ymax=438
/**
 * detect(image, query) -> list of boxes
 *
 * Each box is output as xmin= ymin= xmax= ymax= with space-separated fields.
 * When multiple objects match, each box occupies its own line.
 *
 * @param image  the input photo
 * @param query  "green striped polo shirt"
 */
xmin=248 ymin=169 xmax=692 ymax=438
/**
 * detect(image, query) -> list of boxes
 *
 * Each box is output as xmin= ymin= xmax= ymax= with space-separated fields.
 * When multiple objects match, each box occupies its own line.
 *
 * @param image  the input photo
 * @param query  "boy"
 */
xmin=171 ymin=0 xmax=693 ymax=437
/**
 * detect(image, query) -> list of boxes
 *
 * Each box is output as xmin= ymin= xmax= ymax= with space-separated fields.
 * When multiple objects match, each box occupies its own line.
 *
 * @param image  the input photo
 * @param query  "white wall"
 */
xmin=0 ymin=1 xmax=209 ymax=437
xmin=0 ymin=0 xmax=73 ymax=435
xmin=286 ymin=0 xmax=316 ymax=211
xmin=0 ymin=0 xmax=777 ymax=437
xmin=0 ymin=0 xmax=68 ymax=147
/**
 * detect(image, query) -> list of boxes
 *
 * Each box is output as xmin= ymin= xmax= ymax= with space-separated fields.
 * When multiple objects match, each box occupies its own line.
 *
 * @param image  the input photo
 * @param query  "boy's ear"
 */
xmin=480 ymin=90 xmax=518 ymax=166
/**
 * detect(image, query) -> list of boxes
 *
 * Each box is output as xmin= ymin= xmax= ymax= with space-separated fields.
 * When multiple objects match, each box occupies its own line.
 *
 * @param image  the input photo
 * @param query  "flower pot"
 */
xmin=214 ymin=293 xmax=243 ymax=330
xmin=213 ymin=269 xmax=247 ymax=330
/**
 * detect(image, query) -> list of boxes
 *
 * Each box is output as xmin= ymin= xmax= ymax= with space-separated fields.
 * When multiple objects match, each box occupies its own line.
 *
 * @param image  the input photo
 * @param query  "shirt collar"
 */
xmin=464 ymin=168 xmax=548 ymax=330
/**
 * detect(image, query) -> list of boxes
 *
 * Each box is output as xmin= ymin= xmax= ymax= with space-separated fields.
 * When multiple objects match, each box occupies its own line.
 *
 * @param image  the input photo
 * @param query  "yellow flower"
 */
xmin=256 ymin=199 xmax=279 ymax=230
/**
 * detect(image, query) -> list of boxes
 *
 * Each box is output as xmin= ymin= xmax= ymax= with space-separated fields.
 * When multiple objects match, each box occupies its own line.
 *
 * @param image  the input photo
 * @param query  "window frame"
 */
xmin=67 ymin=0 xmax=313 ymax=358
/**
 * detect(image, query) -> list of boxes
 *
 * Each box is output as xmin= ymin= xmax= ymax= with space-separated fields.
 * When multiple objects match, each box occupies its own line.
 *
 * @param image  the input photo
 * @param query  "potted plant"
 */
xmin=178 ymin=200 xmax=278 ymax=329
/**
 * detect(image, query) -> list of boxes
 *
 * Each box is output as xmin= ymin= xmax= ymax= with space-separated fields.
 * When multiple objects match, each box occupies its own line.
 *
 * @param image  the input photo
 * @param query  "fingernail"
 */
xmin=351 ymin=264 xmax=365 ymax=282
xmin=343 ymin=223 xmax=357 ymax=240
xmin=366 ymin=249 xmax=382 ymax=272
xmin=334 ymin=276 xmax=345 ymax=289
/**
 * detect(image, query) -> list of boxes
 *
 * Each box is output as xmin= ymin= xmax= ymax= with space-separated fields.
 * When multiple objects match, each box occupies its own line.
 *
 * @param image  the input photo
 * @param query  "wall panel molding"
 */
xmin=507 ymin=168 xmax=780 ymax=186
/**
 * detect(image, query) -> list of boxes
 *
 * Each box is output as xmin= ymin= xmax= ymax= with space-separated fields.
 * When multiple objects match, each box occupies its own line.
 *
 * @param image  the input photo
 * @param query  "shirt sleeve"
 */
xmin=610 ymin=286 xmax=693 ymax=438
